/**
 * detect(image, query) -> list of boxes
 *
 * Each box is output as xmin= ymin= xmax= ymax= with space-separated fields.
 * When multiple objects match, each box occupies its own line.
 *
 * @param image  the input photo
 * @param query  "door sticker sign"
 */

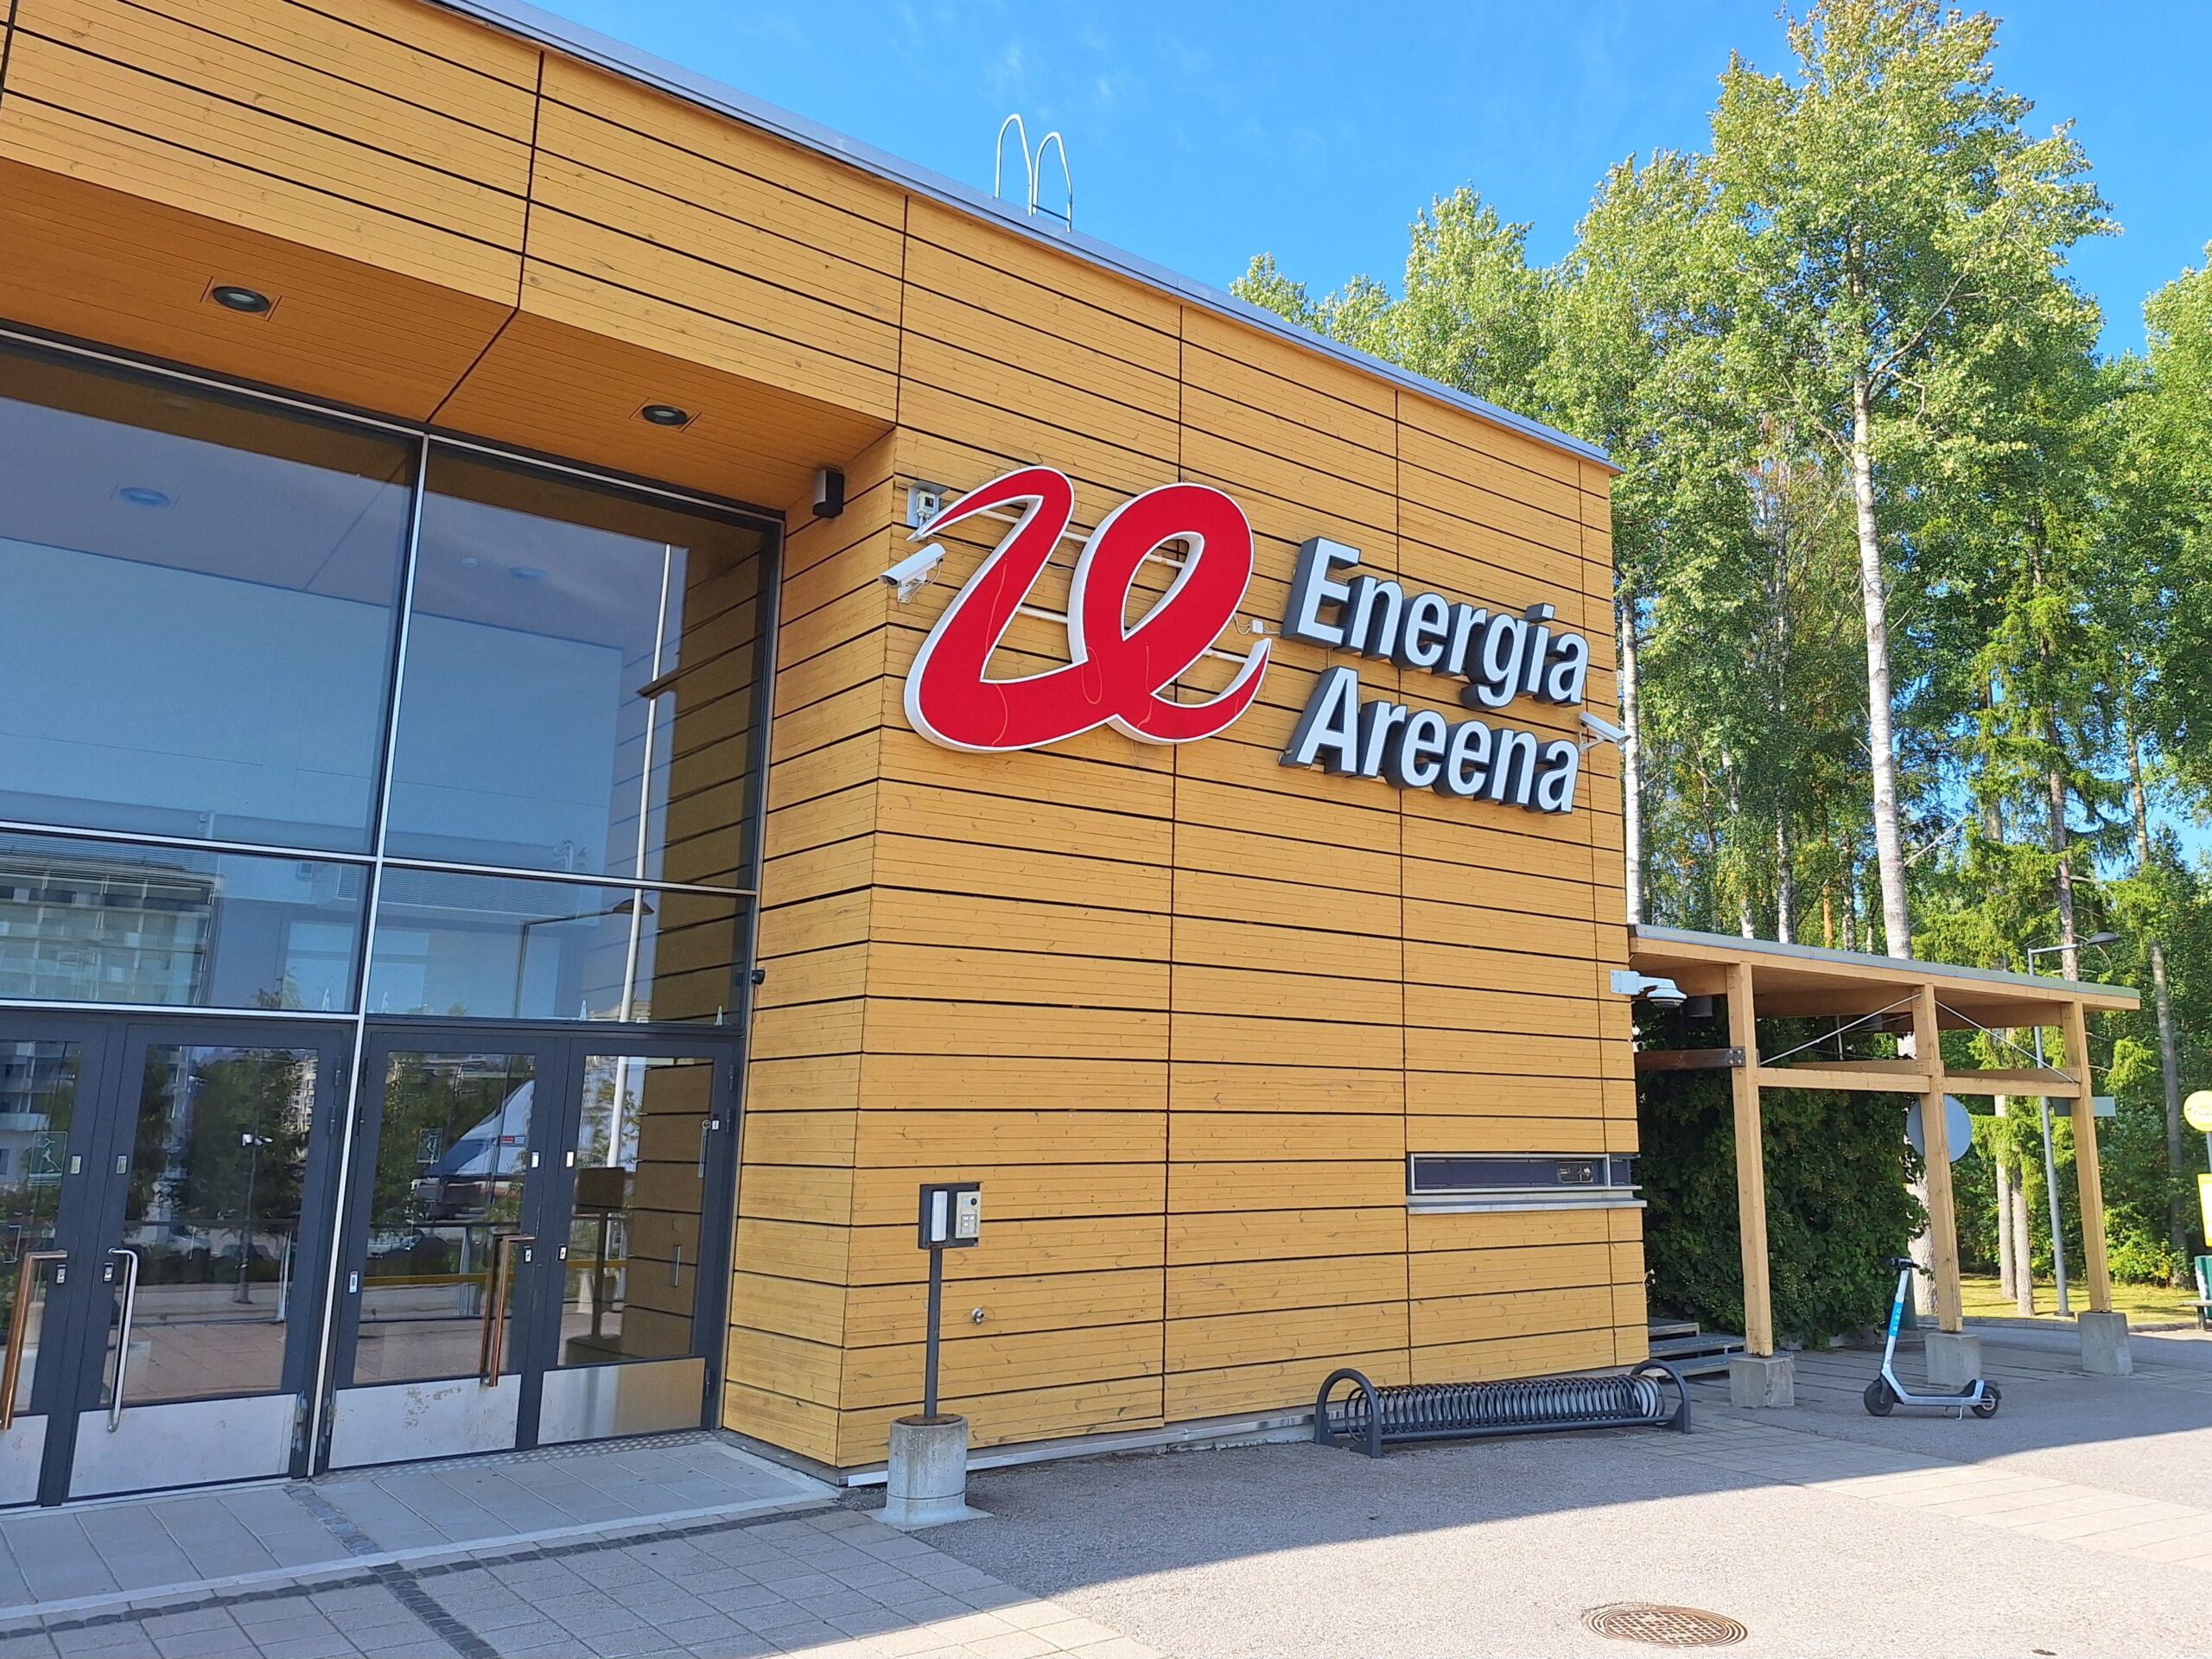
xmin=902 ymin=467 xmax=1269 ymax=750
xmin=899 ymin=467 xmax=1593 ymax=815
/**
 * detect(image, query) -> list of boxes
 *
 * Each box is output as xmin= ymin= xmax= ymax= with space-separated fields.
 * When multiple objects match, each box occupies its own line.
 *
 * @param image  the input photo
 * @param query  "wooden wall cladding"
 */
xmin=743 ymin=207 xmax=1639 ymax=1465
xmin=0 ymin=0 xmax=1639 ymax=1472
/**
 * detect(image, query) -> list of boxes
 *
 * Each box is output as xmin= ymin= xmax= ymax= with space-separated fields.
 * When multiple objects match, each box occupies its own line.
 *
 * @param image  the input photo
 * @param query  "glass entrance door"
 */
xmin=0 ymin=1014 xmax=348 ymax=1506
xmin=328 ymin=1030 xmax=731 ymax=1470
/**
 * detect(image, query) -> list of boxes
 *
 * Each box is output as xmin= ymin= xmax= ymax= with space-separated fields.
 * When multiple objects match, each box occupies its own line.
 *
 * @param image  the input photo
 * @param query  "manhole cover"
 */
xmin=1581 ymin=1603 xmax=1748 ymax=1648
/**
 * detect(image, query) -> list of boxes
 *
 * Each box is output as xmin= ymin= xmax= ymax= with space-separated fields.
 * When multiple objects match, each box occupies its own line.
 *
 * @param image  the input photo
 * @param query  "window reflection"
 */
xmin=365 ymin=869 xmax=740 ymax=1024
xmin=107 ymin=1046 xmax=316 ymax=1405
xmin=560 ymin=1054 xmax=709 ymax=1367
xmin=353 ymin=1051 xmax=534 ymax=1385
xmin=0 ymin=833 xmax=365 ymax=1011
xmin=0 ymin=341 xmax=411 ymax=853
xmin=0 ymin=346 xmax=769 ymax=1030
xmin=388 ymin=455 xmax=766 ymax=886
xmin=0 ymin=1039 xmax=77 ymax=1412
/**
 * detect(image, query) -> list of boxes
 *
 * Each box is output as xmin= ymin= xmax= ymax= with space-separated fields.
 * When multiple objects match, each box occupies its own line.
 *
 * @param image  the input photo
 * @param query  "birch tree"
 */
xmin=1708 ymin=0 xmax=2110 ymax=957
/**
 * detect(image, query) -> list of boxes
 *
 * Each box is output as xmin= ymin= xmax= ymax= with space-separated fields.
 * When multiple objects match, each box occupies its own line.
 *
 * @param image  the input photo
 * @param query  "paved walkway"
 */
xmin=925 ymin=1331 xmax=2212 ymax=1658
xmin=0 ymin=1435 xmax=823 ymax=1612
xmin=0 ymin=1438 xmax=1159 ymax=1659
xmin=1643 ymin=1406 xmax=2212 ymax=1567
xmin=0 ymin=1331 xmax=2203 ymax=1657
xmin=1640 ymin=1336 xmax=2212 ymax=1567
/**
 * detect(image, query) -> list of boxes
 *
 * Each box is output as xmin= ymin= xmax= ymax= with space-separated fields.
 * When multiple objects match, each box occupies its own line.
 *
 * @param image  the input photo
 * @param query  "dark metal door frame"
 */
xmin=330 ymin=1023 xmax=739 ymax=1465
xmin=0 ymin=1011 xmax=351 ymax=1506
xmin=331 ymin=1028 xmax=569 ymax=1456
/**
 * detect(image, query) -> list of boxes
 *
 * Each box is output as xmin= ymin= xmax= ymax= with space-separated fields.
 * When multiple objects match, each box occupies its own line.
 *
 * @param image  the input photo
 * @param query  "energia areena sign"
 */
xmin=901 ymin=467 xmax=1591 ymax=816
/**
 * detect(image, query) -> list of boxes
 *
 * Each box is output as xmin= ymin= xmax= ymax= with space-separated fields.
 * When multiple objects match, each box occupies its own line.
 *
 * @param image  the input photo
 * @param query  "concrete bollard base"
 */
xmin=881 ymin=1414 xmax=988 ymax=1529
xmin=2079 ymin=1310 xmax=2133 ymax=1376
xmin=1923 ymin=1330 xmax=1982 ymax=1389
xmin=1727 ymin=1352 xmax=1796 ymax=1408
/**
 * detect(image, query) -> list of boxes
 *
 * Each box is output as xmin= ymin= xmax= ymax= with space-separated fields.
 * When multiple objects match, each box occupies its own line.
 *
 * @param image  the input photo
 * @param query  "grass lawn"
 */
xmin=1960 ymin=1272 xmax=2202 ymax=1325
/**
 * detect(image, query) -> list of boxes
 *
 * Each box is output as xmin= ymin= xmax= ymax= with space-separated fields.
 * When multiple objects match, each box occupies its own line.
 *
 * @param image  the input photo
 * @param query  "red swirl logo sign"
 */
xmin=903 ymin=467 xmax=1271 ymax=751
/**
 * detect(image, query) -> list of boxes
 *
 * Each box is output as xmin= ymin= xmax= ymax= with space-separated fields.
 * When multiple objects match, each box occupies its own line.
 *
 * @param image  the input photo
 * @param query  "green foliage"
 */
xmin=1243 ymin=0 xmax=2212 ymax=1284
xmin=1637 ymin=1016 xmax=1923 ymax=1340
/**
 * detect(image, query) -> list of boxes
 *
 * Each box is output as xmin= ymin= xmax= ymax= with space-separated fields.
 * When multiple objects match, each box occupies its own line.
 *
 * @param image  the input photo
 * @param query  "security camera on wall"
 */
xmin=881 ymin=544 xmax=945 ymax=603
xmin=1580 ymin=711 xmax=1628 ymax=747
xmin=1609 ymin=969 xmax=1688 ymax=1008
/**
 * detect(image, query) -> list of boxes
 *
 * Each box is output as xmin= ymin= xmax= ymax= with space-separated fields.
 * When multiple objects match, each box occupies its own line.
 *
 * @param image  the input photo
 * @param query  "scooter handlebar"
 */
xmin=1884 ymin=1256 xmax=1926 ymax=1274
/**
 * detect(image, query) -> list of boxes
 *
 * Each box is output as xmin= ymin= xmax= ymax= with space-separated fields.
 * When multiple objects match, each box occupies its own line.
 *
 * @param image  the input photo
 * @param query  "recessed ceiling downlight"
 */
xmin=638 ymin=404 xmax=693 ymax=428
xmin=209 ymin=284 xmax=273 ymax=315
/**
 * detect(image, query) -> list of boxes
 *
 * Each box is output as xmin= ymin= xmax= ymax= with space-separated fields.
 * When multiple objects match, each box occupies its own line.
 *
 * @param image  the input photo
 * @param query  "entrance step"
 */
xmin=0 ymin=1433 xmax=830 ymax=1623
xmin=1649 ymin=1329 xmax=1747 ymax=1377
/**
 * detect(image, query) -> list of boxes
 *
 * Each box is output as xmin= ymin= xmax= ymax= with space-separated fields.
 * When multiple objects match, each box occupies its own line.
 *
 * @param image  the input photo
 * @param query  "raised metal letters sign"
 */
xmin=901 ymin=469 xmax=1592 ymax=815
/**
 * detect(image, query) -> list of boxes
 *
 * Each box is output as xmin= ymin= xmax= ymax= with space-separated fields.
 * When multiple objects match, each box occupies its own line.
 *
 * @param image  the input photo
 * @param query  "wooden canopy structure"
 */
xmin=1626 ymin=925 xmax=2143 ymax=1357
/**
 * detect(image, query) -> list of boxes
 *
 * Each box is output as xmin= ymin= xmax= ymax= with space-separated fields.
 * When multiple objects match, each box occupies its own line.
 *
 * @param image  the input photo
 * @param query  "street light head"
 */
xmin=2083 ymin=930 xmax=2121 ymax=948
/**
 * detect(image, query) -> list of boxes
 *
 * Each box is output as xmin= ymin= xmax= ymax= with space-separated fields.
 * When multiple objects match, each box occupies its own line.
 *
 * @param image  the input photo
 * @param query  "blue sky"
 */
xmin=538 ymin=0 xmax=2209 ymax=355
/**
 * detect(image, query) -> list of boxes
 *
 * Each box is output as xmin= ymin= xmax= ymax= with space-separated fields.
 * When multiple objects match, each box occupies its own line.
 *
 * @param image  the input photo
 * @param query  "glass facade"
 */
xmin=0 ymin=339 xmax=773 ymax=1026
xmin=0 ymin=352 xmax=412 ymax=853
xmin=0 ymin=833 xmax=365 ymax=1012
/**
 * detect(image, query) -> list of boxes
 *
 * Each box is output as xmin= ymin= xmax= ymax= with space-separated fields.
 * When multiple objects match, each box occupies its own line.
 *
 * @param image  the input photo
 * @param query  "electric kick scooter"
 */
xmin=1864 ymin=1255 xmax=2001 ymax=1418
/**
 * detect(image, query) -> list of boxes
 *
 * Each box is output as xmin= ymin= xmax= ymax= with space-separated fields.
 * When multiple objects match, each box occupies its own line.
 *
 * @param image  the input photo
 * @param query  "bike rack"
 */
xmin=1314 ymin=1363 xmax=1692 ymax=1459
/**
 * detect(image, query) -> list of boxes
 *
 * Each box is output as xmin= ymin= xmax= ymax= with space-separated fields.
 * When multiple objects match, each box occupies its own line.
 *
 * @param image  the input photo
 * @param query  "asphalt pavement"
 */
xmin=926 ymin=1332 xmax=2212 ymax=1659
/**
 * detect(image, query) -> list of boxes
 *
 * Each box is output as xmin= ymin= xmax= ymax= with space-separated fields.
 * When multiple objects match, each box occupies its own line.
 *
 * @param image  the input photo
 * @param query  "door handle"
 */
xmin=2 ymin=1251 xmax=66 ymax=1432
xmin=478 ymin=1233 xmax=533 ymax=1387
xmin=105 ymin=1249 xmax=140 ymax=1432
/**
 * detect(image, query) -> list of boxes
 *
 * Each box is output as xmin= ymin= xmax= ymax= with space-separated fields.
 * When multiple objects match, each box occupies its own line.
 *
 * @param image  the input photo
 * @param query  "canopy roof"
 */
xmin=1626 ymin=924 xmax=2139 ymax=1355
xmin=1630 ymin=924 xmax=2139 ymax=1036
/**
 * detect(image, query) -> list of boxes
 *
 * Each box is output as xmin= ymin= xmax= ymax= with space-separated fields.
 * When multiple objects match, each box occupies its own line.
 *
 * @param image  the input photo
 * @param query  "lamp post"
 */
xmin=2024 ymin=931 xmax=2120 ymax=1318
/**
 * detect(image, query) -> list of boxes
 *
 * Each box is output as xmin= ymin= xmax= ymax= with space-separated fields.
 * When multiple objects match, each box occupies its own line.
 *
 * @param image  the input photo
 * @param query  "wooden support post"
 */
xmin=1726 ymin=960 xmax=1774 ymax=1357
xmin=2062 ymin=996 xmax=2114 ymax=1313
xmin=1911 ymin=985 xmax=1964 ymax=1332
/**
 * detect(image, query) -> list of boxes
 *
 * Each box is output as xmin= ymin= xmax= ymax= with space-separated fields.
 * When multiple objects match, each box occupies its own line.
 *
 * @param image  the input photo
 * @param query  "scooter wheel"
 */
xmin=1863 ymin=1378 xmax=1897 ymax=1416
xmin=1972 ymin=1382 xmax=2001 ymax=1419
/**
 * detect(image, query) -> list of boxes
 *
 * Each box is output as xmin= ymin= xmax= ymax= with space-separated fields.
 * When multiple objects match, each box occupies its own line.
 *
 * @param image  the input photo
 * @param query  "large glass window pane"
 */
xmin=388 ymin=454 xmax=768 ymax=885
xmin=366 ymin=870 xmax=740 ymax=1024
xmin=104 ymin=1044 xmax=317 ymax=1405
xmin=559 ymin=1054 xmax=710 ymax=1367
xmin=0 ymin=833 xmax=365 ymax=1012
xmin=0 ymin=342 xmax=412 ymax=852
xmin=353 ymin=1051 xmax=534 ymax=1386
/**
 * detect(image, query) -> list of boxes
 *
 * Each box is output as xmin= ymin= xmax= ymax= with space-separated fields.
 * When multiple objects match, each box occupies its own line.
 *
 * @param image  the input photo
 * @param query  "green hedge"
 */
xmin=1637 ymin=1010 xmax=1924 ymax=1342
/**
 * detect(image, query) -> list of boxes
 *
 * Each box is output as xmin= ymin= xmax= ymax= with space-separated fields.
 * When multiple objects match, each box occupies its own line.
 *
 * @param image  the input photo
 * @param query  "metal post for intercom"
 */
xmin=887 ymin=1183 xmax=982 ymax=1530
xmin=914 ymin=1181 xmax=981 ymax=1418
xmin=923 ymin=1233 xmax=945 ymax=1416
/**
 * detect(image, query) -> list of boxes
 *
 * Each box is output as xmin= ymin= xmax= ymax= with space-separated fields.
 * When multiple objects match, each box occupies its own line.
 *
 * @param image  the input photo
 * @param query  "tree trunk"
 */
xmin=1618 ymin=594 xmax=1644 ymax=926
xmin=1726 ymin=762 xmax=1754 ymax=938
xmin=1850 ymin=373 xmax=1911 ymax=959
xmin=1777 ymin=819 xmax=1796 ymax=944
xmin=2012 ymin=1174 xmax=2037 ymax=1316
xmin=2050 ymin=767 xmax=2081 ymax=982
xmin=1995 ymin=1097 xmax=2016 ymax=1301
xmin=2127 ymin=728 xmax=2190 ymax=1270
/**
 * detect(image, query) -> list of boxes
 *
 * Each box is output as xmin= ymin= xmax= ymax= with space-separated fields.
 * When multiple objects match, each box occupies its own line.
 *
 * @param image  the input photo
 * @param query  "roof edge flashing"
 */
xmin=1630 ymin=923 xmax=2141 ymax=1006
xmin=430 ymin=0 xmax=1616 ymax=474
